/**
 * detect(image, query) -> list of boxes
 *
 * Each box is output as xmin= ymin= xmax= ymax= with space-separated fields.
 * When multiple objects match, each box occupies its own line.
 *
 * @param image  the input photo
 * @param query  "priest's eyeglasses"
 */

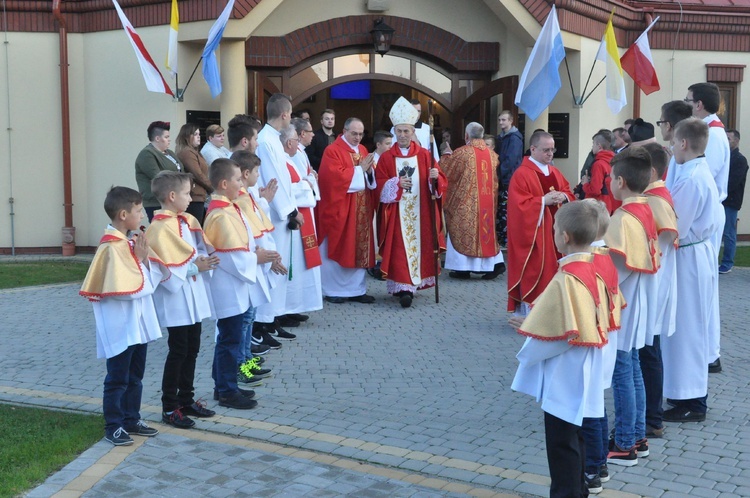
xmin=537 ymin=147 xmax=556 ymax=154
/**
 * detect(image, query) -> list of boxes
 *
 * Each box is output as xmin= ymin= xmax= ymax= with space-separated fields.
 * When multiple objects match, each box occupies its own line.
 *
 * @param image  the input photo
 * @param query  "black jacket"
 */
xmin=306 ymin=129 xmax=336 ymax=171
xmin=724 ymin=148 xmax=749 ymax=210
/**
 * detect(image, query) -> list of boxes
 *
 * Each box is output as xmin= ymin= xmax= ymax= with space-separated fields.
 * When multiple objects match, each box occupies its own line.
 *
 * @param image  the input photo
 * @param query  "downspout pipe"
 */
xmin=53 ymin=0 xmax=75 ymax=256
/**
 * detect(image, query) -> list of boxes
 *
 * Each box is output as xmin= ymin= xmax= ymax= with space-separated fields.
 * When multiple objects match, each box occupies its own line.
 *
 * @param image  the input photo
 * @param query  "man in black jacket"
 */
xmin=306 ymin=109 xmax=336 ymax=171
xmin=719 ymin=129 xmax=749 ymax=274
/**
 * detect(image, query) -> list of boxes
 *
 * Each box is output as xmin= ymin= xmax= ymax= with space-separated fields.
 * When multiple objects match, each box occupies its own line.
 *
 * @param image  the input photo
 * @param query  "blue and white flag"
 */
xmin=514 ymin=6 xmax=566 ymax=121
xmin=202 ymin=0 xmax=235 ymax=99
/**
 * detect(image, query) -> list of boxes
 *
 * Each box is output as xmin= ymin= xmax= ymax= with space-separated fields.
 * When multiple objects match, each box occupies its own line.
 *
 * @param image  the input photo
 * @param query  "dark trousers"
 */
xmin=145 ymin=206 xmax=158 ymax=222
xmin=673 ymin=396 xmax=708 ymax=413
xmin=640 ymin=336 xmax=664 ymax=429
xmin=212 ymin=313 xmax=243 ymax=397
xmin=185 ymin=201 xmax=206 ymax=225
xmin=103 ymin=343 xmax=147 ymax=433
xmin=544 ymin=411 xmax=589 ymax=498
xmin=161 ymin=322 xmax=202 ymax=412
xmin=581 ymin=412 xmax=608 ymax=474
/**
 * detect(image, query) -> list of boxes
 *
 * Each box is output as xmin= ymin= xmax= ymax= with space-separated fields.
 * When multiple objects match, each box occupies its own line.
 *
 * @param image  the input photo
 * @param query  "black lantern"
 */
xmin=371 ymin=18 xmax=395 ymax=57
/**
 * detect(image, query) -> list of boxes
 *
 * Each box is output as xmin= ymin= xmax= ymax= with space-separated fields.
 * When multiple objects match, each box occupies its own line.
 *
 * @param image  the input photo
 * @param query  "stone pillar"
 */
xmin=220 ymin=40 xmax=248 ymax=119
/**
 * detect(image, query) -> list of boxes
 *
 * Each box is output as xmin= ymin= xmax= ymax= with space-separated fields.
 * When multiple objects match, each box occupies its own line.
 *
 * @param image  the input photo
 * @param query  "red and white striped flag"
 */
xmin=620 ymin=17 xmax=660 ymax=95
xmin=112 ymin=0 xmax=173 ymax=96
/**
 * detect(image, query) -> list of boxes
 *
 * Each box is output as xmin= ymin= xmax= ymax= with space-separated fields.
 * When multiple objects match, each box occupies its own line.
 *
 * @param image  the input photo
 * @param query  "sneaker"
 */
xmin=125 ymin=420 xmax=159 ymax=437
xmin=287 ymin=313 xmax=309 ymax=322
xmin=251 ymin=343 xmax=271 ymax=355
xmin=636 ymin=438 xmax=649 ymax=457
xmin=607 ymin=444 xmax=638 ymax=467
xmin=181 ymin=400 xmax=216 ymax=418
xmin=162 ymin=409 xmax=196 ymax=429
xmin=718 ymin=264 xmax=732 ymax=274
xmin=599 ymin=464 xmax=610 ymax=483
xmin=252 ymin=324 xmax=282 ymax=349
xmin=240 ymin=358 xmax=272 ymax=379
xmin=237 ymin=370 xmax=264 ymax=386
xmin=214 ymin=387 xmax=255 ymax=401
xmin=105 ymin=427 xmax=134 ymax=446
xmin=585 ymin=473 xmax=603 ymax=494
xmin=277 ymin=315 xmax=301 ymax=327
xmin=271 ymin=324 xmax=296 ymax=340
xmin=645 ymin=424 xmax=664 ymax=438
xmin=252 ymin=355 xmax=265 ymax=364
xmin=218 ymin=392 xmax=258 ymax=410
xmin=260 ymin=330 xmax=282 ymax=349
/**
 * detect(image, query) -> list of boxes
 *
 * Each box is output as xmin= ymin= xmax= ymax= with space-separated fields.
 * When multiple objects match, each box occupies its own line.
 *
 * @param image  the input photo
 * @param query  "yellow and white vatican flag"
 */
xmin=166 ymin=0 xmax=179 ymax=78
xmin=595 ymin=16 xmax=627 ymax=114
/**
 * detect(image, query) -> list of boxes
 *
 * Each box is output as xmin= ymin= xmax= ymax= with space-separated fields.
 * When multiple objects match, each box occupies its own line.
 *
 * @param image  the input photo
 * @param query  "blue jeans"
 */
xmin=212 ymin=313 xmax=243 ymax=397
xmin=582 ymin=412 xmax=608 ymax=474
xmin=721 ymin=206 xmax=739 ymax=268
xmin=239 ymin=306 xmax=257 ymax=364
xmin=640 ymin=336 xmax=663 ymax=429
xmin=103 ymin=343 xmax=147 ymax=433
xmin=612 ymin=348 xmax=645 ymax=449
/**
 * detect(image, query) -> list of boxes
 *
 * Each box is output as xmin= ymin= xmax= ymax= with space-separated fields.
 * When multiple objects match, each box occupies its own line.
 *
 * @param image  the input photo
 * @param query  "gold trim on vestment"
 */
xmin=203 ymin=195 xmax=250 ymax=252
xmin=605 ymin=197 xmax=660 ymax=273
xmin=80 ymin=229 xmax=144 ymax=301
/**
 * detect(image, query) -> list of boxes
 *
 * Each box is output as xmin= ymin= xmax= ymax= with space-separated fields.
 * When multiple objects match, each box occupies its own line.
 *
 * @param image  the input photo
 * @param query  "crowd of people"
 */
xmin=82 ymin=81 xmax=746 ymax=497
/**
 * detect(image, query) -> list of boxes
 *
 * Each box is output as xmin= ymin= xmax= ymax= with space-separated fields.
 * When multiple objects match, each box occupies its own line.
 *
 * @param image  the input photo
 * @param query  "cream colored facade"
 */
xmin=1 ymin=0 xmax=747 ymax=251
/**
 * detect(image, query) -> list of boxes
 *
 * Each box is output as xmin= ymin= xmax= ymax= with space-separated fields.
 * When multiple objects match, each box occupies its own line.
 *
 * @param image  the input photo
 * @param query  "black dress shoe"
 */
xmin=481 ymin=262 xmax=506 ymax=280
xmin=448 ymin=271 xmax=471 ymax=279
xmin=287 ymin=313 xmax=309 ymax=322
xmin=213 ymin=387 xmax=255 ymax=401
xmin=708 ymin=358 xmax=722 ymax=373
xmin=324 ymin=296 xmax=346 ymax=304
xmin=348 ymin=294 xmax=376 ymax=303
xmin=663 ymin=406 xmax=706 ymax=422
xmin=398 ymin=292 xmax=413 ymax=308
xmin=277 ymin=315 xmax=301 ymax=327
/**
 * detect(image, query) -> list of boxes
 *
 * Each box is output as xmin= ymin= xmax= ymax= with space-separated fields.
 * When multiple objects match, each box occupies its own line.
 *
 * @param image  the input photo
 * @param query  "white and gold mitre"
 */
xmin=389 ymin=97 xmax=420 ymax=127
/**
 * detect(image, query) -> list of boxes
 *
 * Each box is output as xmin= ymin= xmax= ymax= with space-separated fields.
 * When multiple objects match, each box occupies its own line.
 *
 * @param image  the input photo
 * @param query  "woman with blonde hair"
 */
xmin=175 ymin=123 xmax=213 ymax=223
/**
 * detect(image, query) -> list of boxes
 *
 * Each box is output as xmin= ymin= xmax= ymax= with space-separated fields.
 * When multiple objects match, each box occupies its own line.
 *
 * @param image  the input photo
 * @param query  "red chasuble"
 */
xmin=316 ymin=137 xmax=376 ymax=268
xmin=441 ymin=140 xmax=500 ymax=258
xmin=287 ymin=162 xmax=322 ymax=268
xmin=506 ymin=157 xmax=574 ymax=311
xmin=375 ymin=141 xmax=447 ymax=286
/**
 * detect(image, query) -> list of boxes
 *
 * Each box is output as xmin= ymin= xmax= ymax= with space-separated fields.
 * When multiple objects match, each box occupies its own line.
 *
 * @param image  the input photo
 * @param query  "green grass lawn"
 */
xmin=0 ymin=405 xmax=103 ymax=498
xmin=727 ymin=246 xmax=750 ymax=267
xmin=0 ymin=262 xmax=90 ymax=289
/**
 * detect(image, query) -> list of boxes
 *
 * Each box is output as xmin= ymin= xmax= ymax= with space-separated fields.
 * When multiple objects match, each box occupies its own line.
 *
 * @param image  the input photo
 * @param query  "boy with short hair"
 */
xmin=146 ymin=171 xmax=219 ymax=429
xmin=511 ymin=201 xmax=608 ymax=497
xmin=604 ymin=147 xmax=661 ymax=466
xmin=581 ymin=198 xmax=626 ymax=492
xmin=641 ymin=143 xmax=679 ymax=437
xmin=661 ymin=118 xmax=721 ymax=422
xmin=232 ymin=150 xmax=283 ymax=383
xmin=80 ymin=187 xmax=163 ymax=445
xmin=203 ymin=158 xmax=280 ymax=409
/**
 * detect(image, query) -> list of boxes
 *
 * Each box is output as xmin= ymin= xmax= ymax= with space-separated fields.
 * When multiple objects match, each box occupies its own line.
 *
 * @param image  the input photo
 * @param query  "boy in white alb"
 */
xmin=203 ymin=158 xmax=280 ymax=410
xmin=146 ymin=171 xmax=219 ymax=429
xmin=80 ymin=187 xmax=162 ymax=446
xmin=511 ymin=201 xmax=607 ymax=497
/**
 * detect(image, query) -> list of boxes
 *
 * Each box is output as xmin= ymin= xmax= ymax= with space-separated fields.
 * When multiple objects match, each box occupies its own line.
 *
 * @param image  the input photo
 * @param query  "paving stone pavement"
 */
xmin=1 ymin=261 xmax=749 ymax=497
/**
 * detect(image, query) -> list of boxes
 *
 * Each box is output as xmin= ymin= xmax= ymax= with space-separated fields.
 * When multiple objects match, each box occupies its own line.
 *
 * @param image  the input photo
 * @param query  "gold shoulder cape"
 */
xmin=591 ymin=246 xmax=626 ymax=332
xmin=79 ymin=229 xmax=144 ymax=301
xmin=146 ymin=210 xmax=210 ymax=266
xmin=203 ymin=195 xmax=250 ymax=252
xmin=604 ymin=197 xmax=660 ymax=274
xmin=644 ymin=181 xmax=678 ymax=246
xmin=235 ymin=188 xmax=275 ymax=239
xmin=518 ymin=253 xmax=607 ymax=348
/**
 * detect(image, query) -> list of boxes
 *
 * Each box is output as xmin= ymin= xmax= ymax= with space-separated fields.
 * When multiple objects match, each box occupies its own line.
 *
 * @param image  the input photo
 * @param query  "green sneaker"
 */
xmin=240 ymin=358 xmax=272 ymax=378
xmin=237 ymin=369 xmax=263 ymax=386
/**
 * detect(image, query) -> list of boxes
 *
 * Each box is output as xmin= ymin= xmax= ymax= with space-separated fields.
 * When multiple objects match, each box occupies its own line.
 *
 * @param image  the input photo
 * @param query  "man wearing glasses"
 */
xmin=317 ymin=118 xmax=378 ymax=304
xmin=506 ymin=131 xmax=574 ymax=317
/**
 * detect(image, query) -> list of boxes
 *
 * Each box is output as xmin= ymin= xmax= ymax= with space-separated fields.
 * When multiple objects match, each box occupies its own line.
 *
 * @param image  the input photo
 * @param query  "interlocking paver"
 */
xmin=1 ymin=263 xmax=748 ymax=497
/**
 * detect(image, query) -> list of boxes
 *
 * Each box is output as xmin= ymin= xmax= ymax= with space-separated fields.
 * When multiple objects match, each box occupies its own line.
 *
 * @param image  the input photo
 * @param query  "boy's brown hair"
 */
xmin=209 ymin=158 xmax=240 ymax=189
xmin=581 ymin=198 xmax=610 ymax=239
xmin=230 ymin=150 xmax=261 ymax=173
xmin=642 ymin=143 xmax=669 ymax=178
xmin=104 ymin=186 xmax=142 ymax=220
xmin=555 ymin=201 xmax=598 ymax=247
xmin=611 ymin=146 xmax=652 ymax=194
xmin=152 ymin=171 xmax=192 ymax=204
xmin=674 ymin=117 xmax=709 ymax=154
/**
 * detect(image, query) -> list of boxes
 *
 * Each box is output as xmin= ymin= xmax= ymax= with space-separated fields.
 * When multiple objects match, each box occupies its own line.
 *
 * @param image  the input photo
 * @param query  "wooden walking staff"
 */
xmin=427 ymin=99 xmax=440 ymax=304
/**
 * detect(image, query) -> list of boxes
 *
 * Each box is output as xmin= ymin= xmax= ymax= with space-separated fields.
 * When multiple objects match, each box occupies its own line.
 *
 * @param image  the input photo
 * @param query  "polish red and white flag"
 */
xmin=620 ymin=17 xmax=660 ymax=95
xmin=112 ymin=0 xmax=174 ymax=96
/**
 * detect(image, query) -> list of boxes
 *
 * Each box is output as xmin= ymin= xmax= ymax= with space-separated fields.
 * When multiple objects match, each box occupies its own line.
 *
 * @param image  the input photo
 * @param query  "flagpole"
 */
xmin=579 ymin=58 xmax=598 ymax=105
xmin=180 ymin=57 xmax=203 ymax=99
xmin=174 ymin=73 xmax=180 ymax=101
xmin=581 ymin=76 xmax=606 ymax=105
xmin=563 ymin=56 xmax=578 ymax=105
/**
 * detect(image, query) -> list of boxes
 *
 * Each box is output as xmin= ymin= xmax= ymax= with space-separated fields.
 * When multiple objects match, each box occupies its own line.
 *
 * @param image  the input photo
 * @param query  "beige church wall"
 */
xmin=0 ymin=32 xmax=67 ymax=250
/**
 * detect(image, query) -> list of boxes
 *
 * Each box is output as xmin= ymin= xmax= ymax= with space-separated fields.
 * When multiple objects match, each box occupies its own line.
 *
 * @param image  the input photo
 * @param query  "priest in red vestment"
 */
xmin=316 ymin=117 xmax=378 ymax=304
xmin=376 ymin=97 xmax=447 ymax=308
xmin=506 ymin=131 xmax=574 ymax=314
xmin=440 ymin=122 xmax=505 ymax=280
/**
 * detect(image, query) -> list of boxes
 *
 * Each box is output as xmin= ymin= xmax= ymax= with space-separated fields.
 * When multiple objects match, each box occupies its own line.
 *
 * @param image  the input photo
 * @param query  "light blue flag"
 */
xmin=514 ymin=6 xmax=566 ymax=121
xmin=202 ymin=0 xmax=236 ymax=99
